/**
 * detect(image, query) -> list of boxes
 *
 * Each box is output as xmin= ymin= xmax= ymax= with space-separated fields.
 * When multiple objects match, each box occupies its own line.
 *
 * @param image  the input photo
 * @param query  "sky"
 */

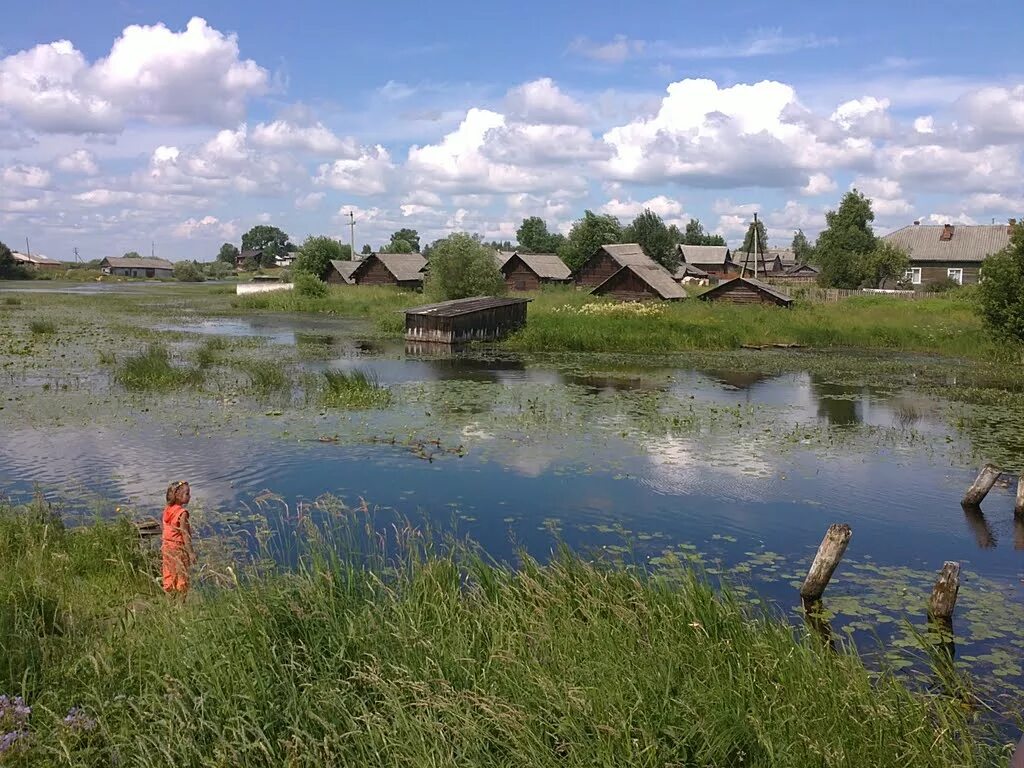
xmin=1 ymin=0 xmax=1022 ymax=261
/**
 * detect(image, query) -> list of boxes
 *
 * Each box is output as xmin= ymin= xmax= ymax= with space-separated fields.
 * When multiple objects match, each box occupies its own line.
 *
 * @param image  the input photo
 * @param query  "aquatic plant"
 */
xmin=321 ymin=368 xmax=392 ymax=408
xmin=29 ymin=319 xmax=56 ymax=335
xmin=235 ymin=358 xmax=290 ymax=396
xmin=114 ymin=344 xmax=203 ymax=391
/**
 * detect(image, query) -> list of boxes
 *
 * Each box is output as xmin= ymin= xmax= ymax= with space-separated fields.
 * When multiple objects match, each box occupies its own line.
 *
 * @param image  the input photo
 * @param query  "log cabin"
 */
xmin=574 ymin=243 xmax=662 ymax=288
xmin=698 ymin=276 xmax=793 ymax=307
xmin=350 ymin=252 xmax=427 ymax=289
xmin=501 ymin=252 xmax=571 ymax=290
xmin=590 ymin=263 xmax=687 ymax=301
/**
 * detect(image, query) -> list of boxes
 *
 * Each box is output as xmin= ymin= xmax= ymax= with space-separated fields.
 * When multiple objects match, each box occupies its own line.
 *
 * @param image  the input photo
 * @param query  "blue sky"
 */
xmin=1 ymin=1 xmax=1022 ymax=260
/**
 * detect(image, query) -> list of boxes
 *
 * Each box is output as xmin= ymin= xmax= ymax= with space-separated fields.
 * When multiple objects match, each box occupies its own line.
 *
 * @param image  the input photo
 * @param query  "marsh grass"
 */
xmin=97 ymin=350 xmax=116 ymax=366
xmin=193 ymin=337 xmax=229 ymax=369
xmin=322 ymin=368 xmax=392 ymax=408
xmin=115 ymin=344 xmax=203 ymax=391
xmin=3 ymin=296 xmax=21 ymax=306
xmin=234 ymin=358 xmax=290 ymax=396
xmin=29 ymin=319 xmax=57 ymax=335
xmin=0 ymin=500 xmax=1005 ymax=766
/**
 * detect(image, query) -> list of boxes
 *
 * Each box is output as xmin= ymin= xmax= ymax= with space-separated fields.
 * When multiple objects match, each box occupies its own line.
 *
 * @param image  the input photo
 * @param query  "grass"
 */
xmin=0 ymin=499 xmax=1007 ymax=766
xmin=29 ymin=319 xmax=57 ymax=335
xmin=233 ymin=284 xmax=414 ymax=335
xmin=234 ymin=358 xmax=290 ymax=395
xmin=3 ymin=296 xmax=21 ymax=306
xmin=114 ymin=344 xmax=203 ymax=391
xmin=322 ymin=368 xmax=392 ymax=408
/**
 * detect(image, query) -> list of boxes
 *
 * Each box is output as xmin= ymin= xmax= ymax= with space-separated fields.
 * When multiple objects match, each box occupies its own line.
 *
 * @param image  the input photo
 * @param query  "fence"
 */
xmin=771 ymin=285 xmax=925 ymax=303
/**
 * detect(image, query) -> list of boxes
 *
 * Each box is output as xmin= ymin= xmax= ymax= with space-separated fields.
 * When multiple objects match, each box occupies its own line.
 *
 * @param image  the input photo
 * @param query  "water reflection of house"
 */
xmin=704 ymin=370 xmax=781 ymax=390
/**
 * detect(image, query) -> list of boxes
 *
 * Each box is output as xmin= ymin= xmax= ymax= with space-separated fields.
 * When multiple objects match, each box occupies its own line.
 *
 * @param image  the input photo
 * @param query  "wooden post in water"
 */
xmin=928 ymin=561 xmax=960 ymax=624
xmin=799 ymin=524 xmax=852 ymax=602
xmin=961 ymin=463 xmax=1001 ymax=507
xmin=1015 ymin=473 xmax=1024 ymax=519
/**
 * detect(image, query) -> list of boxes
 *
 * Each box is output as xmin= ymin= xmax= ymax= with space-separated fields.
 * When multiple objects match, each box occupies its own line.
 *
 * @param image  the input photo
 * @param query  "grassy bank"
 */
xmin=0 ymin=500 xmax=1005 ymax=766
xmin=232 ymin=284 xmax=411 ymax=334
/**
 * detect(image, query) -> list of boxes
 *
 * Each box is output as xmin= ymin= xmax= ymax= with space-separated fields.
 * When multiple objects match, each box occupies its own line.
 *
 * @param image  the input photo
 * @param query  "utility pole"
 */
xmin=752 ymin=212 xmax=760 ymax=279
xmin=347 ymin=211 xmax=357 ymax=259
xmin=73 ymin=247 xmax=80 ymax=263
xmin=151 ymin=240 xmax=155 ymax=258
xmin=25 ymin=237 xmax=30 ymax=257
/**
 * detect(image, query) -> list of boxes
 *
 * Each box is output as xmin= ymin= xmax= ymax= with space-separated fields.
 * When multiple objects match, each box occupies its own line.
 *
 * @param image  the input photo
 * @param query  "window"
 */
xmin=905 ymin=267 xmax=922 ymax=285
xmin=947 ymin=268 xmax=963 ymax=285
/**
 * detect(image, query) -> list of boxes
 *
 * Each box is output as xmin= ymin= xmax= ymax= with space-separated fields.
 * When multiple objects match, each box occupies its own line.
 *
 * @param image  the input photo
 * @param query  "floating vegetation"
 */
xmin=234 ymin=358 xmax=290 ymax=396
xmin=114 ymin=344 xmax=203 ymax=391
xmin=322 ymin=368 xmax=392 ymax=409
xmin=29 ymin=319 xmax=56 ymax=335
xmin=194 ymin=337 xmax=230 ymax=369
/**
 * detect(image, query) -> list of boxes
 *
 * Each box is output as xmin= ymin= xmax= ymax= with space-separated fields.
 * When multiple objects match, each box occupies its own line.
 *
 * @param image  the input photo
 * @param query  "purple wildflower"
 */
xmin=0 ymin=729 xmax=24 ymax=754
xmin=62 ymin=707 xmax=97 ymax=732
xmin=0 ymin=695 xmax=30 ymax=724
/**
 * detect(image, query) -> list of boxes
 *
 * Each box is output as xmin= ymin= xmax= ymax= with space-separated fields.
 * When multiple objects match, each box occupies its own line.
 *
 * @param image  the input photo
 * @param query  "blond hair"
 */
xmin=165 ymin=481 xmax=190 ymax=506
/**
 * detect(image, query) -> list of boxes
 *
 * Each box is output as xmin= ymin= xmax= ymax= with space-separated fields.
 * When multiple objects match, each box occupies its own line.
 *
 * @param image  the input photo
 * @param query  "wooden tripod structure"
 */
xmin=737 ymin=213 xmax=767 ymax=278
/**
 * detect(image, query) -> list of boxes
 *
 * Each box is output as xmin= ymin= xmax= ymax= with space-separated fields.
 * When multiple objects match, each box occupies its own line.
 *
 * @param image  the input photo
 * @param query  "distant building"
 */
xmin=11 ymin=251 xmax=62 ymax=271
xmin=699 ymin=276 xmax=793 ymax=307
xmin=591 ymin=263 xmax=687 ymax=302
xmin=883 ymin=221 xmax=1014 ymax=287
xmin=778 ymin=263 xmax=819 ymax=283
xmin=500 ymin=251 xmax=571 ymax=290
xmin=673 ymin=263 xmax=711 ymax=285
xmin=236 ymin=249 xmax=264 ymax=269
xmin=99 ymin=257 xmax=174 ymax=278
xmin=676 ymin=244 xmax=735 ymax=278
xmin=276 ymin=251 xmax=299 ymax=267
xmin=575 ymin=243 xmax=664 ymax=287
xmin=350 ymin=252 xmax=427 ymax=289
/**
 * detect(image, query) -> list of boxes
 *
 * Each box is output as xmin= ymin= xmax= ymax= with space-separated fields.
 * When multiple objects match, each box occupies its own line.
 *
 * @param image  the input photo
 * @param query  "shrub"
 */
xmin=977 ymin=226 xmax=1024 ymax=341
xmin=29 ymin=320 xmax=56 ymax=335
xmin=173 ymin=261 xmax=206 ymax=282
xmin=424 ymin=232 xmax=505 ymax=300
xmin=294 ymin=271 xmax=328 ymax=298
xmin=925 ymin=276 xmax=960 ymax=294
xmin=4 ymin=297 xmax=22 ymax=306
xmin=295 ymin=235 xmax=346 ymax=280
xmin=204 ymin=260 xmax=234 ymax=280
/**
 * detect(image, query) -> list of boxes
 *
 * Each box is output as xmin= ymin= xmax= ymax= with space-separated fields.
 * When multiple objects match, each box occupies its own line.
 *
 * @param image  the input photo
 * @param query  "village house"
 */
xmin=326 ymin=259 xmax=360 ymax=285
xmin=235 ymin=249 xmax=263 ymax=269
xmin=349 ymin=252 xmax=426 ymax=289
xmin=591 ymin=263 xmax=687 ymax=302
xmin=574 ymin=243 xmax=664 ymax=287
xmin=99 ymin=256 xmax=174 ymax=278
xmin=779 ymin=263 xmax=820 ymax=282
xmin=500 ymin=251 xmax=571 ymax=290
xmin=675 ymin=244 xmax=736 ymax=278
xmin=699 ymin=276 xmax=793 ymax=307
xmin=11 ymin=251 xmax=62 ymax=271
xmin=883 ymin=221 xmax=1013 ymax=288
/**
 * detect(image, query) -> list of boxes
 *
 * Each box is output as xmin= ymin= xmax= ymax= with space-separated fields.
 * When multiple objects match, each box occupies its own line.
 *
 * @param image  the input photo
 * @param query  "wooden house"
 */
xmin=699 ymin=276 xmax=793 ymax=307
xmin=676 ymin=244 xmax=735 ymax=277
xmin=591 ymin=263 xmax=687 ymax=302
xmin=350 ymin=252 xmax=427 ymax=289
xmin=501 ymin=251 xmax=571 ymax=290
xmin=404 ymin=296 xmax=531 ymax=344
xmin=326 ymin=259 xmax=360 ymax=284
xmin=99 ymin=256 xmax=173 ymax=278
xmin=882 ymin=221 xmax=1013 ymax=288
xmin=574 ymin=243 xmax=661 ymax=287
xmin=778 ymin=263 xmax=819 ymax=283
xmin=11 ymin=251 xmax=62 ymax=271
xmin=236 ymin=249 xmax=263 ymax=268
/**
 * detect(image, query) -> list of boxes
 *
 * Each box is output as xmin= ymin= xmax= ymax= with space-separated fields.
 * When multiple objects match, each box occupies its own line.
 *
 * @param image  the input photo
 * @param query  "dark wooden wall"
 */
xmin=592 ymin=269 xmax=660 ymax=301
xmin=503 ymin=257 xmax=541 ymax=291
xmin=915 ymin=262 xmax=980 ymax=286
xmin=576 ymin=253 xmax=620 ymax=287
xmin=355 ymin=258 xmax=397 ymax=285
xmin=708 ymin=283 xmax=787 ymax=306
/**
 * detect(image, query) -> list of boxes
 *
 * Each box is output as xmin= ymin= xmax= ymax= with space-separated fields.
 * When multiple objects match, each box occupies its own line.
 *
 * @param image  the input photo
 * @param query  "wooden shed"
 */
xmin=326 ymin=259 xmax=360 ymax=284
xmin=575 ymin=243 xmax=661 ymax=288
xmin=501 ymin=252 xmax=571 ymax=290
xmin=404 ymin=296 xmax=531 ymax=344
xmin=351 ymin=252 xmax=427 ymax=289
xmin=591 ymin=263 xmax=687 ymax=302
xmin=672 ymin=262 xmax=710 ymax=285
xmin=699 ymin=276 xmax=793 ymax=307
xmin=778 ymin=263 xmax=819 ymax=283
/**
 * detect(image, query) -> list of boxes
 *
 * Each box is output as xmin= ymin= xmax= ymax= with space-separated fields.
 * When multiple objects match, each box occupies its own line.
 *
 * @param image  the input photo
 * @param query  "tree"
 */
xmin=0 ymin=241 xmax=23 ymax=279
xmin=516 ymin=216 xmax=563 ymax=253
xmin=559 ymin=211 xmax=623 ymax=272
xmin=424 ymin=232 xmax=506 ymax=300
xmin=815 ymin=190 xmax=877 ymax=288
xmin=123 ymin=251 xmax=142 ymax=260
xmin=361 ymin=244 xmax=372 ymax=255
xmin=241 ymin=225 xmax=292 ymax=267
xmin=205 ymin=260 xmax=233 ymax=279
xmin=388 ymin=229 xmax=420 ymax=252
xmin=977 ymin=223 xmax=1024 ymax=341
xmin=680 ymin=218 xmax=724 ymax=246
xmin=862 ymin=241 xmax=909 ymax=288
xmin=791 ymin=230 xmax=814 ymax=264
xmin=381 ymin=238 xmax=413 ymax=254
xmin=623 ymin=209 xmax=678 ymax=271
xmin=217 ymin=243 xmax=240 ymax=265
xmin=740 ymin=220 xmax=769 ymax=255
xmin=173 ymin=261 xmax=206 ymax=282
xmin=294 ymin=235 xmax=346 ymax=280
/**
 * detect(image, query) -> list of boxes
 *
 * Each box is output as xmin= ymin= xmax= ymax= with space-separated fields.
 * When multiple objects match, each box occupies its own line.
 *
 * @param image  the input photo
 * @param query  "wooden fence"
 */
xmin=767 ymin=285 xmax=925 ymax=303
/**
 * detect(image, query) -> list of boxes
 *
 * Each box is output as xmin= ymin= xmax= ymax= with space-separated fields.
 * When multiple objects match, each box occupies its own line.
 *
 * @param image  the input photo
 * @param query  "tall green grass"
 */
xmin=3 ymin=296 xmax=22 ymax=306
xmin=114 ymin=344 xmax=203 ymax=391
xmin=0 ymin=501 xmax=1005 ymax=766
xmin=29 ymin=319 xmax=57 ymax=335
xmin=234 ymin=358 xmax=290 ymax=395
xmin=322 ymin=368 xmax=392 ymax=408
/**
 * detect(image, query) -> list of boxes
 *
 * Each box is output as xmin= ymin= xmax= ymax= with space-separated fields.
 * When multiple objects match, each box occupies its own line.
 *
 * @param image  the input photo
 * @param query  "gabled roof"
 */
xmin=600 ymin=243 xmax=660 ymax=268
xmin=504 ymin=252 xmax=571 ymax=281
xmin=784 ymin=263 xmax=819 ymax=275
xmin=699 ymin=276 xmax=793 ymax=305
xmin=354 ymin=252 xmax=427 ymax=282
xmin=405 ymin=296 xmax=530 ymax=317
xmin=329 ymin=260 xmax=360 ymax=283
xmin=494 ymin=250 xmax=516 ymax=268
xmin=11 ymin=251 xmax=60 ymax=266
xmin=673 ymin=263 xmax=709 ymax=279
xmin=883 ymin=224 xmax=1011 ymax=263
xmin=101 ymin=257 xmax=174 ymax=269
xmin=593 ymin=263 xmax=687 ymax=300
xmin=676 ymin=244 xmax=731 ymax=265
xmin=239 ymin=248 xmax=263 ymax=258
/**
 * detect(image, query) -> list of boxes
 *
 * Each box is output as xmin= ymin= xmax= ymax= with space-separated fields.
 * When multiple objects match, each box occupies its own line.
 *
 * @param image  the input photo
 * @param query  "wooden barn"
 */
xmin=99 ymin=256 xmax=174 ymax=278
xmin=350 ymin=252 xmax=427 ymax=289
xmin=699 ymin=277 xmax=793 ymax=307
xmin=591 ymin=263 xmax=687 ymax=302
xmin=778 ymin=263 xmax=819 ymax=283
xmin=676 ymin=244 xmax=736 ymax=278
xmin=326 ymin=259 xmax=360 ymax=284
xmin=501 ymin=251 xmax=571 ymax=290
xmin=404 ymin=296 xmax=531 ymax=344
xmin=574 ymin=243 xmax=661 ymax=288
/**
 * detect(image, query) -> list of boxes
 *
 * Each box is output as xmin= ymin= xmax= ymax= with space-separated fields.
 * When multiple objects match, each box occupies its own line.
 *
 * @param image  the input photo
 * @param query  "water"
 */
xmin=2 ymin=311 xmax=1023 ymax=711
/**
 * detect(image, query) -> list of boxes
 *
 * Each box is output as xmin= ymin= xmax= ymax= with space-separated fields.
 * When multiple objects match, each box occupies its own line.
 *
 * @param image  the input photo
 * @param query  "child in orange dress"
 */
xmin=161 ymin=481 xmax=195 ymax=595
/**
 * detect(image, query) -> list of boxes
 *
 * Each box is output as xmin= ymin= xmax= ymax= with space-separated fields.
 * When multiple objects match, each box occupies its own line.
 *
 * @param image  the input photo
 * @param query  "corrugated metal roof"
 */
xmin=883 ymin=224 xmax=1011 ymax=263
xmin=358 ymin=252 xmax=427 ymax=282
xmin=593 ymin=264 xmax=687 ymax=300
xmin=102 ymin=257 xmax=174 ymax=269
xmin=509 ymin=252 xmax=571 ymax=281
xmin=699 ymin=276 xmax=793 ymax=305
xmin=329 ymin=260 xmax=359 ymax=283
xmin=677 ymin=244 xmax=731 ymax=265
xmin=405 ymin=296 xmax=531 ymax=317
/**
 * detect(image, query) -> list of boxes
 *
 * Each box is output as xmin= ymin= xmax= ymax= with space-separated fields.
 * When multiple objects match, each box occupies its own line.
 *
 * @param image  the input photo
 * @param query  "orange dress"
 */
xmin=161 ymin=504 xmax=191 ymax=593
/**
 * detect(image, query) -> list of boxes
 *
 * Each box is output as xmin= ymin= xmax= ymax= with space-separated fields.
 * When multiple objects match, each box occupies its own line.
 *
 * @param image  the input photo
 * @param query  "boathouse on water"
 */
xmin=404 ymin=296 xmax=531 ymax=344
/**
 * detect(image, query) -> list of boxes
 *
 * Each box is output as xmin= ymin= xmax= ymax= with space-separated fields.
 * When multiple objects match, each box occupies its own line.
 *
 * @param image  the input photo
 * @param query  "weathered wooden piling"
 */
xmin=928 ymin=561 xmax=961 ymax=624
xmin=799 ymin=524 xmax=852 ymax=602
xmin=1015 ymin=472 xmax=1024 ymax=519
xmin=801 ymin=597 xmax=836 ymax=651
xmin=961 ymin=463 xmax=1001 ymax=507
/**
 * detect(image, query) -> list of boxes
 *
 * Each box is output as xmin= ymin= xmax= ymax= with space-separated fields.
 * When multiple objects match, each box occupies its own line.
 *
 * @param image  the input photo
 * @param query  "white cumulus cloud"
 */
xmin=56 ymin=149 xmax=99 ymax=175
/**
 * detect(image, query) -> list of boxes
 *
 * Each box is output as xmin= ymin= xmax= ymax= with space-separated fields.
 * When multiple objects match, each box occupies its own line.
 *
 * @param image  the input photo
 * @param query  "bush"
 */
xmin=173 ymin=261 xmax=206 ymax=282
xmin=204 ymin=260 xmax=234 ymax=280
xmin=925 ymin=276 xmax=960 ymax=294
xmin=293 ymin=271 xmax=328 ymax=298
xmin=424 ymin=232 xmax=505 ymax=300
xmin=977 ymin=225 xmax=1024 ymax=341
xmin=295 ymin=236 xmax=346 ymax=280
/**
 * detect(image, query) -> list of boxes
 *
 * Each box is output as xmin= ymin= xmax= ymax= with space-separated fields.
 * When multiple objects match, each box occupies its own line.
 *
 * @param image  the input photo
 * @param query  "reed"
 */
xmin=29 ymin=319 xmax=56 ymax=335
xmin=321 ymin=368 xmax=392 ymax=408
xmin=114 ymin=344 xmax=203 ymax=391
